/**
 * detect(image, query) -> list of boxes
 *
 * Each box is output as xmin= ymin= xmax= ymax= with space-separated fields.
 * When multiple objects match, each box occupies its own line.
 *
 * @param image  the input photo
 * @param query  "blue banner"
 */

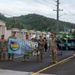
xmin=57 ymin=39 xmax=75 ymax=51
xmin=8 ymin=38 xmax=22 ymax=54
xmin=8 ymin=39 xmax=38 ymax=54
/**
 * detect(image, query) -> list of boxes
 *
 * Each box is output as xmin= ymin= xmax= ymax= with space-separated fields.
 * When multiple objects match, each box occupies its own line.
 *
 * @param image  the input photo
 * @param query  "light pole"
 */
xmin=53 ymin=0 xmax=63 ymax=35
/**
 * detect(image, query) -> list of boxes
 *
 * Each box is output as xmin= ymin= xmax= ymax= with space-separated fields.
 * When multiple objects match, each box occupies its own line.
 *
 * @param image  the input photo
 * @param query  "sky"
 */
xmin=0 ymin=0 xmax=75 ymax=23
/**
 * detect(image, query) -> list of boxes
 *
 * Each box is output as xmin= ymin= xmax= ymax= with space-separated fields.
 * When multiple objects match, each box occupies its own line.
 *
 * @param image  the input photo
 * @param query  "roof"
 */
xmin=0 ymin=20 xmax=6 ymax=26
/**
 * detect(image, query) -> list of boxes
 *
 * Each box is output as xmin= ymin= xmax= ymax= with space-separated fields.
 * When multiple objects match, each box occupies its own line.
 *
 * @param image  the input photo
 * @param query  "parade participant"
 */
xmin=0 ymin=35 xmax=7 ymax=61
xmin=57 ymin=37 xmax=63 ymax=56
xmin=44 ymin=37 xmax=48 ymax=52
xmin=37 ymin=36 xmax=45 ymax=62
xmin=31 ymin=36 xmax=38 ymax=61
xmin=46 ymin=35 xmax=51 ymax=53
xmin=8 ymin=31 xmax=17 ymax=62
xmin=22 ymin=34 xmax=29 ymax=62
xmin=50 ymin=34 xmax=57 ymax=63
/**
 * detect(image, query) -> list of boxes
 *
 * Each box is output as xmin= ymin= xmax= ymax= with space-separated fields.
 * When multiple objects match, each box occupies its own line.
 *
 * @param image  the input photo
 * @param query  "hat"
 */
xmin=26 ymin=34 xmax=28 ymax=36
xmin=46 ymin=35 xmax=49 ymax=38
xmin=40 ymin=35 xmax=42 ymax=37
xmin=12 ymin=31 xmax=16 ymax=33
xmin=51 ymin=34 xmax=54 ymax=37
xmin=1 ymin=35 xmax=4 ymax=37
xmin=31 ymin=35 xmax=36 ymax=39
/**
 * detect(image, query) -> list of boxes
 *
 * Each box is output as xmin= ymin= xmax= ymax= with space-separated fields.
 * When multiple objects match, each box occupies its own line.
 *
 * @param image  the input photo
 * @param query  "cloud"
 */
xmin=0 ymin=0 xmax=75 ymax=23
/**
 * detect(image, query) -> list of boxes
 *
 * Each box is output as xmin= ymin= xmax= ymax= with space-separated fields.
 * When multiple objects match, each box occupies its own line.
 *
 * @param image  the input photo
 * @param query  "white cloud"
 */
xmin=0 ymin=0 xmax=75 ymax=23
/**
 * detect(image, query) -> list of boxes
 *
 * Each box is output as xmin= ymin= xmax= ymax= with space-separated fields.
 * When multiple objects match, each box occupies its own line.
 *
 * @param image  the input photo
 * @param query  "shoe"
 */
xmin=3 ymin=60 xmax=6 ymax=62
xmin=55 ymin=61 xmax=58 ymax=64
xmin=35 ymin=60 xmax=38 ymax=62
xmin=40 ymin=60 xmax=43 ymax=62
xmin=51 ymin=61 xmax=54 ymax=63
xmin=26 ymin=59 xmax=29 ymax=61
xmin=12 ymin=59 xmax=14 ymax=62
xmin=22 ymin=60 xmax=25 ymax=62
xmin=8 ymin=59 xmax=10 ymax=61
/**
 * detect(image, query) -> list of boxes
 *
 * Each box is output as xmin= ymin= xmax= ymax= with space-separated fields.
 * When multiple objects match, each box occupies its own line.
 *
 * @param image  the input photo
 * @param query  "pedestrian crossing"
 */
xmin=0 ymin=69 xmax=55 ymax=75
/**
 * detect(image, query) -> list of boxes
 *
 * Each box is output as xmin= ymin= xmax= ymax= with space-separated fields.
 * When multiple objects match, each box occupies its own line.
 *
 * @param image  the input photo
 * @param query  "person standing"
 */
xmin=37 ymin=36 xmax=45 ymax=62
xmin=0 ymin=35 xmax=7 ymax=61
xmin=8 ymin=31 xmax=17 ymax=62
xmin=50 ymin=34 xmax=57 ymax=63
xmin=22 ymin=34 xmax=29 ymax=62
xmin=44 ymin=37 xmax=48 ymax=52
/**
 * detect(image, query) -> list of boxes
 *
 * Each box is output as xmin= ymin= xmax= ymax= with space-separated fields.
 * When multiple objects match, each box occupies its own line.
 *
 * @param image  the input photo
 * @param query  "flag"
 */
xmin=8 ymin=38 xmax=22 ymax=54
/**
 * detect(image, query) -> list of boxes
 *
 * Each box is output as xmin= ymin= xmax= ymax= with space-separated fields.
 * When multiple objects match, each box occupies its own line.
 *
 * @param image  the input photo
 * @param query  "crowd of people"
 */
xmin=0 ymin=31 xmax=61 ymax=64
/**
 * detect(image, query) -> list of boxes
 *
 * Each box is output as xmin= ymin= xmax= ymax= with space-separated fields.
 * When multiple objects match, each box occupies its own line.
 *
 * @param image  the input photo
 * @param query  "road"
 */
xmin=42 ymin=55 xmax=75 ymax=75
xmin=0 ymin=51 xmax=74 ymax=75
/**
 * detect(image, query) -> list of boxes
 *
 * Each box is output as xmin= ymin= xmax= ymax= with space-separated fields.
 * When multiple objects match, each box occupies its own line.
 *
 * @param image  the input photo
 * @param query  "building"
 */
xmin=0 ymin=20 xmax=51 ymax=40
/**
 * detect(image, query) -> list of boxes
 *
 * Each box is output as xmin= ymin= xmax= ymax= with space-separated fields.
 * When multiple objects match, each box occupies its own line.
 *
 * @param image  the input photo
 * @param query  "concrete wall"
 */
xmin=5 ymin=30 xmax=11 ymax=40
xmin=0 ymin=20 xmax=51 ymax=40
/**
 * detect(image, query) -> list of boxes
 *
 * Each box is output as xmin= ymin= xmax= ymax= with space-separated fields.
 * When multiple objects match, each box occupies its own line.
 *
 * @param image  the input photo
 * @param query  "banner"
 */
xmin=8 ymin=38 xmax=22 ymax=54
xmin=8 ymin=38 xmax=38 ymax=54
xmin=57 ymin=39 xmax=75 ymax=51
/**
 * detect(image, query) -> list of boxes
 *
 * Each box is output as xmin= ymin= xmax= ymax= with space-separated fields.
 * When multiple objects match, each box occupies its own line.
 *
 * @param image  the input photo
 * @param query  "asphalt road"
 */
xmin=0 ymin=51 xmax=74 ymax=75
xmin=42 ymin=55 xmax=75 ymax=75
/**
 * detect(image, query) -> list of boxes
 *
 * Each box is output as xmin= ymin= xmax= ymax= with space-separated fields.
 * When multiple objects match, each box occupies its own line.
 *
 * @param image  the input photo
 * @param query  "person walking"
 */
xmin=22 ymin=35 xmax=30 ymax=62
xmin=8 ymin=31 xmax=17 ymax=62
xmin=50 ymin=34 xmax=57 ymax=64
xmin=44 ymin=37 xmax=48 ymax=52
xmin=37 ymin=36 xmax=45 ymax=62
xmin=0 ymin=35 xmax=7 ymax=61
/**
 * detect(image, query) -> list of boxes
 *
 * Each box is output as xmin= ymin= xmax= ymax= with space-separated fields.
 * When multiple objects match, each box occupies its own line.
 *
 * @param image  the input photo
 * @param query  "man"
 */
xmin=8 ymin=31 xmax=17 ymax=62
xmin=44 ymin=37 xmax=48 ymax=52
xmin=50 ymin=34 xmax=57 ymax=63
xmin=22 ymin=34 xmax=29 ymax=62
xmin=37 ymin=36 xmax=45 ymax=62
xmin=0 ymin=35 xmax=7 ymax=61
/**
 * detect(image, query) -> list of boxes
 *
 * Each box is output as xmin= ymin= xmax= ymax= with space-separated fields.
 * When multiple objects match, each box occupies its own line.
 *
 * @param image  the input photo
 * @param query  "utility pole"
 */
xmin=56 ymin=0 xmax=59 ymax=35
xmin=53 ymin=0 xmax=63 ymax=35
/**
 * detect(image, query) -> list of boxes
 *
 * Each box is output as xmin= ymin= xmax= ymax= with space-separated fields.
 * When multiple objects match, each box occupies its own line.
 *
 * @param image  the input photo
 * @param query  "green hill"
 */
xmin=0 ymin=13 xmax=75 ymax=32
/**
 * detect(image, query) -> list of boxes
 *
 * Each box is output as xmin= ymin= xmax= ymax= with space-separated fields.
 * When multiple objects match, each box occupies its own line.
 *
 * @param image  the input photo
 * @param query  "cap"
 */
xmin=1 ymin=35 xmax=4 ymax=37
xmin=12 ymin=31 xmax=16 ymax=33
xmin=51 ymin=34 xmax=54 ymax=37
xmin=26 ymin=34 xmax=28 ymax=36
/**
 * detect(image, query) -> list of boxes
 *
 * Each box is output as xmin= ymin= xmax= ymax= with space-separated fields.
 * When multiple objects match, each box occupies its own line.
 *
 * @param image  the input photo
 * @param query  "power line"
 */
xmin=18 ymin=0 xmax=38 ymax=7
xmin=42 ymin=0 xmax=55 ymax=6
xmin=53 ymin=0 xmax=56 ymax=2
xmin=16 ymin=0 xmax=54 ymax=12
xmin=60 ymin=4 xmax=75 ymax=16
xmin=34 ymin=0 xmax=55 ymax=8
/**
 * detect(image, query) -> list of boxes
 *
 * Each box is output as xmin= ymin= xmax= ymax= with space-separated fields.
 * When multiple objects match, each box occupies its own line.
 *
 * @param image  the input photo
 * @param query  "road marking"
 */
xmin=32 ymin=55 xmax=74 ymax=75
xmin=0 ymin=69 xmax=54 ymax=75
xmin=14 ymin=56 xmax=22 ymax=59
xmin=0 ymin=69 xmax=32 ymax=75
